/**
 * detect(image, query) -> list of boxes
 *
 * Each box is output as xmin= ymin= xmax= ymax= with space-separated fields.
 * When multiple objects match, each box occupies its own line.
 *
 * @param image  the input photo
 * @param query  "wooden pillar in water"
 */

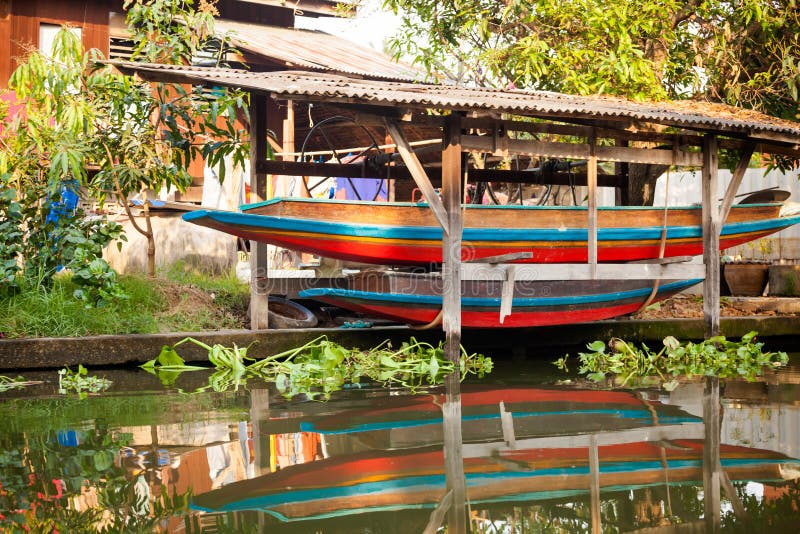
xmin=442 ymin=113 xmax=466 ymax=533
xmin=249 ymin=93 xmax=270 ymax=330
xmin=702 ymin=134 xmax=720 ymax=337
xmin=441 ymin=113 xmax=463 ymax=366
xmin=703 ymin=376 xmax=721 ymax=533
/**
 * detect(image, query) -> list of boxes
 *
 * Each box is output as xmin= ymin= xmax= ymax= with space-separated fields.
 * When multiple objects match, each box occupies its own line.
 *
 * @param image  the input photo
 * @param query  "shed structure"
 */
xmin=111 ymin=62 xmax=800 ymax=534
xmin=111 ymin=61 xmax=800 ymax=340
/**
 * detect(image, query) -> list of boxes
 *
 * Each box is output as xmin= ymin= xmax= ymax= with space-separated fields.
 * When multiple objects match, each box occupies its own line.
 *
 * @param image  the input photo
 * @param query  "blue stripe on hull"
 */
xmin=300 ymin=279 xmax=702 ymax=308
xmin=184 ymin=208 xmax=800 ymax=243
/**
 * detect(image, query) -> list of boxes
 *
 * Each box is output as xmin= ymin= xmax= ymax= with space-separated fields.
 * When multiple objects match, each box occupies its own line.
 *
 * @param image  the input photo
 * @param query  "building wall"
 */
xmin=2 ymin=0 xmax=111 ymax=86
xmin=104 ymin=212 xmax=237 ymax=274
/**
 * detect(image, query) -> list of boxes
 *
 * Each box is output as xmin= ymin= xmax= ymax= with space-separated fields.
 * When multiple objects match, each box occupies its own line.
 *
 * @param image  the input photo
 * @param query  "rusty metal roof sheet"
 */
xmin=215 ymin=20 xmax=422 ymax=82
xmin=110 ymin=63 xmax=800 ymax=145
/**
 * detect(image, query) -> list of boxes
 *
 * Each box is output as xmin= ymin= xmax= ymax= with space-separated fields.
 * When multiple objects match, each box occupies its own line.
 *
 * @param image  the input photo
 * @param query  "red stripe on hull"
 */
xmin=206 ymin=220 xmax=775 ymax=265
xmin=313 ymin=298 xmax=658 ymax=328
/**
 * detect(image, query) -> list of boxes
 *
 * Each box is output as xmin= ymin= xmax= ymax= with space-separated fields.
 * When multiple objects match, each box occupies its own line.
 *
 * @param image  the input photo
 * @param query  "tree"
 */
xmin=383 ymin=0 xmax=800 ymax=203
xmin=0 ymin=0 xmax=248 ymax=298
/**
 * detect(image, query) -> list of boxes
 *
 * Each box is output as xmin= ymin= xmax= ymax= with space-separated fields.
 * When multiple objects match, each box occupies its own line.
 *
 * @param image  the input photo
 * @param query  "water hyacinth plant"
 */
xmin=142 ymin=336 xmax=493 ymax=399
xmin=554 ymin=331 xmax=788 ymax=390
xmin=57 ymin=365 xmax=112 ymax=398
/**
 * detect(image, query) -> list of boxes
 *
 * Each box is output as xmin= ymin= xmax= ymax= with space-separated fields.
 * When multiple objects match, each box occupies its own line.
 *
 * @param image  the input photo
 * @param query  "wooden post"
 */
xmin=615 ymin=138 xmax=629 ymax=205
xmin=249 ymin=92 xmax=270 ymax=330
xmin=589 ymin=434 xmax=601 ymax=534
xmin=587 ymin=129 xmax=598 ymax=278
xmin=703 ymin=377 xmax=721 ymax=533
xmin=249 ymin=388 xmax=270 ymax=476
xmin=702 ymin=134 xmax=720 ymax=337
xmin=442 ymin=113 xmax=466 ymax=533
xmin=719 ymin=144 xmax=756 ymax=224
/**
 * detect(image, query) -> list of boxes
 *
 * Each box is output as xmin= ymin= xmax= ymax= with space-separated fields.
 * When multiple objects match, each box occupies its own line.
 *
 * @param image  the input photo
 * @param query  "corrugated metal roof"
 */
xmin=110 ymin=62 xmax=800 ymax=146
xmin=215 ymin=20 xmax=422 ymax=82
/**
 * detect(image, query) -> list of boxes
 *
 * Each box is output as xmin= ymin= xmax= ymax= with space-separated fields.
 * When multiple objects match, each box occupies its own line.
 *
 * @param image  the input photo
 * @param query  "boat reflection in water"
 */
xmin=191 ymin=381 xmax=800 ymax=532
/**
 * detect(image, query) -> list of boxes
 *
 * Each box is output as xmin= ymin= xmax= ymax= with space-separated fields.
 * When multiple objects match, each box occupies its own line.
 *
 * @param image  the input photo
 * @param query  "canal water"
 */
xmin=0 ymin=352 xmax=798 ymax=532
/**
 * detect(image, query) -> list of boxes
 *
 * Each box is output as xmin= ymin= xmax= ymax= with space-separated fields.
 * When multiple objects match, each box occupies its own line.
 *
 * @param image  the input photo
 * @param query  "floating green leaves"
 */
xmin=0 ymin=375 xmax=42 ymax=392
xmin=554 ymin=331 xmax=788 ymax=390
xmin=57 ymin=365 xmax=112 ymax=398
xmin=142 ymin=336 xmax=494 ymax=399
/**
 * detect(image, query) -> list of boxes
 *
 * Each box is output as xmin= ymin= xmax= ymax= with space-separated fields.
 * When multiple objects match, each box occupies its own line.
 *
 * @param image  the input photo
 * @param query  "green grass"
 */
xmin=0 ymin=264 xmax=249 ymax=338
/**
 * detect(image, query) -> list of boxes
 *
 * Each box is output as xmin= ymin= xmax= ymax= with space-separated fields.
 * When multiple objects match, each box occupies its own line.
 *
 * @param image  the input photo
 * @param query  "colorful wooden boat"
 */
xmin=296 ymin=386 xmax=701 ymax=445
xmin=182 ymin=197 xmax=800 ymax=265
xmin=191 ymin=440 xmax=796 ymax=521
xmin=299 ymin=274 xmax=702 ymax=328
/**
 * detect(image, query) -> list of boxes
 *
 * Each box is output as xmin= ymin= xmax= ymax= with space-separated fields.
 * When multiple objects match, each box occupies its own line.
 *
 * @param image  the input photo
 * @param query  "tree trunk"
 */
xmin=143 ymin=200 xmax=156 ymax=277
xmin=626 ymin=163 xmax=669 ymax=206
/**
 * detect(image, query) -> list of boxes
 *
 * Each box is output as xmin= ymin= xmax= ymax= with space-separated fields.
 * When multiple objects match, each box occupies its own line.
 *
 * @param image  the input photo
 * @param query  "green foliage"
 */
xmin=0 ymin=420 xmax=194 ymax=533
xmin=0 ymin=268 xmax=249 ymax=338
xmin=554 ymin=331 xmax=788 ymax=389
xmin=0 ymin=275 xmax=161 ymax=337
xmin=385 ymin=0 xmax=800 ymax=121
xmin=142 ymin=336 xmax=494 ymax=399
xmin=0 ymin=375 xmax=40 ymax=392
xmin=58 ymin=365 xmax=113 ymax=398
xmin=2 ymin=0 xmax=250 ymax=293
xmin=0 ymin=173 xmax=23 ymax=296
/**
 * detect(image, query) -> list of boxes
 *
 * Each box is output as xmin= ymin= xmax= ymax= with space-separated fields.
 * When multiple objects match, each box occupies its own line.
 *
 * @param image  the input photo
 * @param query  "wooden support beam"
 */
xmin=460 ymin=262 xmax=706 ymax=281
xmin=718 ymin=143 xmax=756 ymax=224
xmin=499 ymin=401 xmax=516 ymax=448
xmin=703 ymin=377 xmax=722 ymax=533
xmin=255 ymin=159 xmax=625 ymax=187
xmin=499 ymin=265 xmax=516 ymax=323
xmin=461 ymin=116 xmax=800 ymax=158
xmin=702 ymin=134 xmax=721 ymax=338
xmin=615 ymin=138 xmax=630 ymax=205
xmin=588 ymin=129 xmax=598 ymax=278
xmin=461 ymin=135 xmax=702 ymax=166
xmin=385 ymin=119 xmax=450 ymax=233
xmin=249 ymin=92 xmax=270 ymax=330
xmin=589 ymin=434 xmax=602 ymax=534
xmin=422 ymin=490 xmax=453 ymax=534
xmin=441 ymin=114 xmax=467 ymax=534
xmin=462 ymin=423 xmax=705 ymax=457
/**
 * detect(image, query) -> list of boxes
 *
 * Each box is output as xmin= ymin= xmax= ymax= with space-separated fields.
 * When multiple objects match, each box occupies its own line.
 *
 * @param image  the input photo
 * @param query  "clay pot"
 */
xmin=723 ymin=263 xmax=769 ymax=297
xmin=768 ymin=264 xmax=800 ymax=297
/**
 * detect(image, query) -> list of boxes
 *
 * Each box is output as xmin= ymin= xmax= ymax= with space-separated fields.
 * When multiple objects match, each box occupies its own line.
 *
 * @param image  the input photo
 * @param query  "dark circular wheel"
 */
xmin=267 ymin=296 xmax=318 ymax=329
xmin=300 ymin=116 xmax=385 ymax=200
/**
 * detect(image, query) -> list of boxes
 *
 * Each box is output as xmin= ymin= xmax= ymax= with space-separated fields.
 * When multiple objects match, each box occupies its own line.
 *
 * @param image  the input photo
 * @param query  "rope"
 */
xmin=635 ymin=170 xmax=671 ymax=313
xmin=409 ymin=308 xmax=444 ymax=330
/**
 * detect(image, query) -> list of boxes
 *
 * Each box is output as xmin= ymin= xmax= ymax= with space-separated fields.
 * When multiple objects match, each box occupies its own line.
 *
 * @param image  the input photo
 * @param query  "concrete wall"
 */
xmin=105 ymin=212 xmax=237 ymax=275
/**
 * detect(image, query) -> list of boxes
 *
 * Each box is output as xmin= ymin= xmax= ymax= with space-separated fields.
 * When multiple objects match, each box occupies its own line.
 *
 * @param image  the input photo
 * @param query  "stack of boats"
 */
xmin=183 ymin=196 xmax=800 ymax=327
xmin=190 ymin=385 xmax=800 ymax=522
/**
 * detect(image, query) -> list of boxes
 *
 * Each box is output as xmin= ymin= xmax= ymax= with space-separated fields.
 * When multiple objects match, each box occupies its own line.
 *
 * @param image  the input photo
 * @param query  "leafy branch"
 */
xmin=142 ymin=336 xmax=494 ymax=399
xmin=554 ymin=331 xmax=788 ymax=390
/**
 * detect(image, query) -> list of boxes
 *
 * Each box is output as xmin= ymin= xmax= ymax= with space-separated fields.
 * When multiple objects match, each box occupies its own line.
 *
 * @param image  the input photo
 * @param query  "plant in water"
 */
xmin=554 ymin=331 xmax=787 ymax=390
xmin=0 ymin=375 xmax=41 ymax=392
xmin=58 ymin=365 xmax=112 ymax=398
xmin=142 ymin=336 xmax=494 ymax=399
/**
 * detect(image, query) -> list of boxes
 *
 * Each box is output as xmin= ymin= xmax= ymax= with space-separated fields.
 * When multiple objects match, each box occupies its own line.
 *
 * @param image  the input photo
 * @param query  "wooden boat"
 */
xmin=296 ymin=385 xmax=700 ymax=444
xmin=192 ymin=385 xmax=798 ymax=521
xmin=182 ymin=197 xmax=800 ymax=265
xmin=298 ymin=273 xmax=702 ymax=328
xmin=191 ymin=440 xmax=796 ymax=521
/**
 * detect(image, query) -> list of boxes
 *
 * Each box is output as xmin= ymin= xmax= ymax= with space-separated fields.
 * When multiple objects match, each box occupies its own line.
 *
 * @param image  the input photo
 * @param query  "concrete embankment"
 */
xmin=1 ymin=315 xmax=798 ymax=370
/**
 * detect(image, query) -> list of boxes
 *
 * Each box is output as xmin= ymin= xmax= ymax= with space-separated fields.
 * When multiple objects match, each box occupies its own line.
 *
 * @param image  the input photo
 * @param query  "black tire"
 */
xmin=267 ymin=296 xmax=318 ymax=329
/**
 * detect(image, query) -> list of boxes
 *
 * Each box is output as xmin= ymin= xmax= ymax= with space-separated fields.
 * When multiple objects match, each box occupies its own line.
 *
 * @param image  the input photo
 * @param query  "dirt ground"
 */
xmin=632 ymin=294 xmax=800 ymax=319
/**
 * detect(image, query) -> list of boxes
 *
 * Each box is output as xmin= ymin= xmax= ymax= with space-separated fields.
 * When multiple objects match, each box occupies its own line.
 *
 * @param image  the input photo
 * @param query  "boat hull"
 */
xmin=300 ymin=276 xmax=702 ymax=328
xmin=183 ymin=198 xmax=800 ymax=265
xmin=191 ymin=440 xmax=792 ymax=521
